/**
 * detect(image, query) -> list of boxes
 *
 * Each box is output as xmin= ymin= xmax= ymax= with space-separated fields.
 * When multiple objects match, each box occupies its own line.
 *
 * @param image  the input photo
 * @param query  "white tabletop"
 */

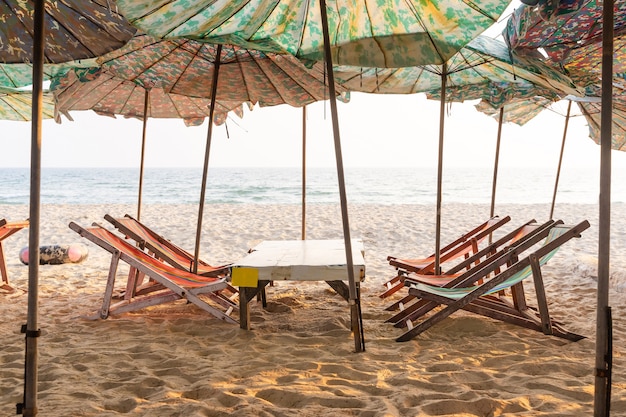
xmin=232 ymin=239 xmax=365 ymax=282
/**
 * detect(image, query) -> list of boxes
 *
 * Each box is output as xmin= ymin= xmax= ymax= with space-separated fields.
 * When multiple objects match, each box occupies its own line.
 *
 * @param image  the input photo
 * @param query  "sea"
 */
xmin=0 ymin=166 xmax=623 ymax=205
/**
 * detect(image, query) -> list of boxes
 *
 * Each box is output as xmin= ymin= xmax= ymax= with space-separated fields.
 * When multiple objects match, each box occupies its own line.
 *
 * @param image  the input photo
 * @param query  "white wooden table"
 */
xmin=231 ymin=239 xmax=365 ymax=330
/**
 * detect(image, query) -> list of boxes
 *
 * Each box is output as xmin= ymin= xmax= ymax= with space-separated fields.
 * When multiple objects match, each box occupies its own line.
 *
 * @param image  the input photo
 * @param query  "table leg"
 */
xmin=238 ymin=281 xmax=271 ymax=330
xmin=327 ymin=281 xmax=364 ymax=351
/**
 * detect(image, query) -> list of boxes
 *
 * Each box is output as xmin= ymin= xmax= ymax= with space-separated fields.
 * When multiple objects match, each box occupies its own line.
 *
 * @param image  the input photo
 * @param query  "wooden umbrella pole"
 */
xmin=319 ymin=0 xmax=364 ymax=352
xmin=302 ymin=106 xmax=307 ymax=240
xmin=137 ymin=89 xmax=149 ymax=221
xmin=21 ymin=1 xmax=45 ymax=415
xmin=434 ymin=64 xmax=447 ymax=276
xmin=193 ymin=44 xmax=222 ymax=275
xmin=595 ymin=0 xmax=613 ymax=414
xmin=549 ymin=100 xmax=572 ymax=220
xmin=490 ymin=107 xmax=504 ymax=222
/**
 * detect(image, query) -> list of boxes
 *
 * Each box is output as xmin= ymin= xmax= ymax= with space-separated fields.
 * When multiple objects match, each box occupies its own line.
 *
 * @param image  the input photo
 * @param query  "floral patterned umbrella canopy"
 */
xmin=97 ymin=34 xmax=346 ymax=107
xmin=477 ymin=80 xmax=626 ymax=151
xmin=500 ymin=0 xmax=626 ymax=150
xmin=0 ymin=0 xmax=136 ymax=64
xmin=0 ymin=60 xmax=96 ymax=88
xmin=333 ymin=35 xmax=581 ymax=102
xmin=51 ymin=67 xmax=246 ymax=126
xmin=0 ymin=87 xmax=55 ymax=121
xmin=114 ymin=0 xmax=512 ymax=68
xmin=504 ymin=0 xmax=626 ymax=63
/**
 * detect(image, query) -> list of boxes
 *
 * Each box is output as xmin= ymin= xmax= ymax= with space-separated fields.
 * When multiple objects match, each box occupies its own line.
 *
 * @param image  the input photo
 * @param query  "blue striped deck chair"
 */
xmin=384 ymin=218 xmax=549 ymax=316
xmin=382 ymin=216 xmax=511 ymax=298
xmin=396 ymin=220 xmax=590 ymax=342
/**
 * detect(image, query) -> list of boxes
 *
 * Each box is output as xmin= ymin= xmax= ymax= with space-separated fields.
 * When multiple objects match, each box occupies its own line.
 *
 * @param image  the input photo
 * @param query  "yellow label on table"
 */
xmin=232 ymin=267 xmax=259 ymax=287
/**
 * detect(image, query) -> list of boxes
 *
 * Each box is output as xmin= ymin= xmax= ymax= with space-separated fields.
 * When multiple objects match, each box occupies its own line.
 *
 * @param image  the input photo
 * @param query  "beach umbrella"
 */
xmin=114 ymin=0 xmax=512 ymax=68
xmin=0 ymin=87 xmax=55 ymax=121
xmin=334 ymin=35 xmax=581 ymax=98
xmin=51 ymin=66 xmax=248 ymax=220
xmin=97 ymin=34 xmax=342 ymax=107
xmin=0 ymin=0 xmax=136 ymax=64
xmin=0 ymin=61 xmax=97 ymax=89
xmin=502 ymin=0 xmax=622 ymax=410
xmin=96 ymin=33 xmax=348 ymax=270
xmin=476 ymin=81 xmax=626 ymax=221
xmin=51 ymin=67 xmax=244 ymax=126
xmin=2 ymin=1 xmax=136 ymax=414
xmin=334 ymin=34 xmax=582 ymax=272
xmin=504 ymin=0 xmax=626 ymax=64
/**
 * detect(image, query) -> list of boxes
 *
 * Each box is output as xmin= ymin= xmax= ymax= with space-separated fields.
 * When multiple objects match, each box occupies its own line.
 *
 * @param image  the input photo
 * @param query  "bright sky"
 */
xmin=2 ymin=1 xmax=626 ymax=172
xmin=1 ymin=91 xmax=624 ymax=171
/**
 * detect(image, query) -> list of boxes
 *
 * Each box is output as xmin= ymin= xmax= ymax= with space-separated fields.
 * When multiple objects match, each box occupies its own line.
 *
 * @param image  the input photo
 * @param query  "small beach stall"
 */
xmin=115 ymin=0 xmax=514 ymax=353
xmin=0 ymin=1 xmax=136 ymax=414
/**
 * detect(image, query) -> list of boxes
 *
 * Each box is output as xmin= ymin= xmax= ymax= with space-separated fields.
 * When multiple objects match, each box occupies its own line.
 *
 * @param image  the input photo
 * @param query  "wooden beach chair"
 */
xmin=384 ymin=219 xmax=551 ymax=316
xmin=69 ymin=221 xmax=238 ymax=323
xmin=104 ymin=214 xmax=238 ymax=303
xmin=381 ymin=216 xmax=511 ymax=298
xmin=0 ymin=218 xmax=28 ymax=290
xmin=394 ymin=220 xmax=590 ymax=342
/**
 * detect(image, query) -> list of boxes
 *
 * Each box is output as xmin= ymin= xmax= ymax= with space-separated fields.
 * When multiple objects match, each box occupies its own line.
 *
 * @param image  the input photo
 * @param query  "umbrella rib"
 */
xmin=295 ymin=0 xmax=311 ymax=58
xmin=43 ymin=0 xmax=130 ymax=61
xmin=1 ymin=97 xmax=27 ymax=121
xmin=1 ymin=1 xmax=38 ymax=64
xmin=460 ymin=0 xmax=503 ymax=22
xmin=273 ymin=55 xmax=337 ymax=102
xmin=13 ymin=91 xmax=42 ymax=120
xmin=237 ymin=48 xmax=261 ymax=103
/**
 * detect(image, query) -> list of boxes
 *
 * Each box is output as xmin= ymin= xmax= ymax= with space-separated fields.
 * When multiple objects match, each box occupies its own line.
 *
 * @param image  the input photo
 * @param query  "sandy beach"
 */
xmin=1 ymin=202 xmax=624 ymax=416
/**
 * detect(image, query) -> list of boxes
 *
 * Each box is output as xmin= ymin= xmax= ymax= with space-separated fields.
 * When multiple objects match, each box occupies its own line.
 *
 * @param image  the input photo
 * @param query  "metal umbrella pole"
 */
xmin=594 ymin=0 xmax=613 ymax=414
xmin=549 ymin=100 xmax=572 ymax=220
xmin=137 ymin=90 xmax=149 ymax=221
xmin=319 ymin=0 xmax=364 ymax=352
xmin=20 ymin=1 xmax=44 ymax=415
xmin=193 ymin=44 xmax=223 ymax=274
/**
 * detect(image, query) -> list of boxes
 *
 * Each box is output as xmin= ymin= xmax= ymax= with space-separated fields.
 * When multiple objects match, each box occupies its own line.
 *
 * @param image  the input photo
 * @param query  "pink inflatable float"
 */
xmin=20 ymin=244 xmax=88 ymax=265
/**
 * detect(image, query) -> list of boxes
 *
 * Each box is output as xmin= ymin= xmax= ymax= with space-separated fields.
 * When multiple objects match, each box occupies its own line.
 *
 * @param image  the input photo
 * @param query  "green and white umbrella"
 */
xmin=115 ymin=0 xmax=512 ymax=68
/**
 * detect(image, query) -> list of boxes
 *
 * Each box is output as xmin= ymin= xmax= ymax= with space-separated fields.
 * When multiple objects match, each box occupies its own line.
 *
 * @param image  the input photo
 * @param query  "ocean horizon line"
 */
xmin=0 ymin=166 xmax=622 ymax=205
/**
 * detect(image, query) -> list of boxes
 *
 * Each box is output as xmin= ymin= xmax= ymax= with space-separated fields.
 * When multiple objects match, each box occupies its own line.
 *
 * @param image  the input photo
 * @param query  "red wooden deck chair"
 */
xmin=103 ymin=214 xmax=238 ymax=304
xmin=0 ymin=219 xmax=28 ymax=290
xmin=393 ymin=220 xmax=590 ymax=342
xmin=69 ymin=221 xmax=238 ymax=323
xmin=381 ymin=216 xmax=511 ymax=298
xmin=384 ymin=219 xmax=550 ymax=316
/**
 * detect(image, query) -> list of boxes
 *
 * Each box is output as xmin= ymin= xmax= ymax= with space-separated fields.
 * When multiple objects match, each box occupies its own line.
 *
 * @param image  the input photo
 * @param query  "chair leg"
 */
xmin=101 ymin=252 xmax=121 ymax=319
xmin=0 ymin=241 xmax=9 ymax=287
xmin=529 ymin=253 xmax=553 ymax=336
